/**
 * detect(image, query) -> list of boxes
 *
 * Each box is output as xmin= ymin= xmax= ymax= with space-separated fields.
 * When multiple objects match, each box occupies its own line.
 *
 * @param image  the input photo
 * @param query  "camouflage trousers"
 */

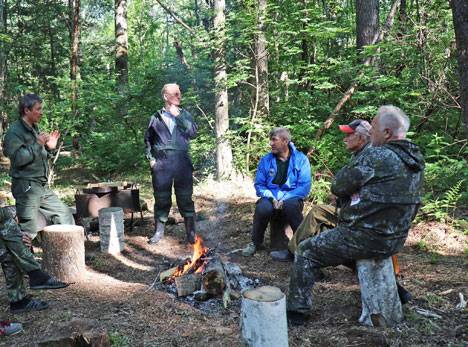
xmin=288 ymin=204 xmax=338 ymax=253
xmin=287 ymin=226 xmax=405 ymax=313
xmin=0 ymin=218 xmax=41 ymax=303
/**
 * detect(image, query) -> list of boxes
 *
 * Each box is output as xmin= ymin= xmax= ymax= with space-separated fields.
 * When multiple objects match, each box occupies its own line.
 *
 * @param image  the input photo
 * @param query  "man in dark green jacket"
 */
xmin=287 ymin=105 xmax=425 ymax=325
xmin=3 ymin=94 xmax=74 ymax=240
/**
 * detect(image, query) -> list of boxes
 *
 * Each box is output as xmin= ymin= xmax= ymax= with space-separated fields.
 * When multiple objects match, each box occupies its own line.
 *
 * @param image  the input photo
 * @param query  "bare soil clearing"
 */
xmin=1 ymin=179 xmax=466 ymax=346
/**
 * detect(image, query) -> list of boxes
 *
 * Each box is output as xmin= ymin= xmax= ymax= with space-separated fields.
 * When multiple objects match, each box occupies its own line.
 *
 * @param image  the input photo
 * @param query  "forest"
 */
xmin=0 ymin=0 xmax=467 ymax=346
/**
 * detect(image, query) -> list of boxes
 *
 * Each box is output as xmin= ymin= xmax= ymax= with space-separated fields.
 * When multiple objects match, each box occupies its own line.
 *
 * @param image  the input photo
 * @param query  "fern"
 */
xmin=421 ymin=180 xmax=464 ymax=222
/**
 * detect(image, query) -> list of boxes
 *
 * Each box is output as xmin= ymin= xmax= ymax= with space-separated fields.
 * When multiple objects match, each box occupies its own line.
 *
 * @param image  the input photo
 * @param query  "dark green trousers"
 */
xmin=12 ymin=179 xmax=74 ymax=239
xmin=288 ymin=204 xmax=338 ymax=253
xmin=0 ymin=217 xmax=41 ymax=303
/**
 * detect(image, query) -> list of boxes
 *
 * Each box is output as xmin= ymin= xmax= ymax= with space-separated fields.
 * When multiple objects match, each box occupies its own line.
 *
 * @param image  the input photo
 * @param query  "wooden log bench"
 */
xmin=356 ymin=257 xmax=403 ymax=327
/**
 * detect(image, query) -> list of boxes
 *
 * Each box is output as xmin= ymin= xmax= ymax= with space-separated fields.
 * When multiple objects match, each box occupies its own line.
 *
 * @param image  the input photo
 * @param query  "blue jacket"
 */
xmin=254 ymin=142 xmax=311 ymax=201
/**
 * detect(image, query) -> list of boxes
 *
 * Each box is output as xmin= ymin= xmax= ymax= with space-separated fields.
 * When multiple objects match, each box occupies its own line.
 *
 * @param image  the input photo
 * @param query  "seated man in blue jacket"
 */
xmin=242 ymin=127 xmax=311 ymax=261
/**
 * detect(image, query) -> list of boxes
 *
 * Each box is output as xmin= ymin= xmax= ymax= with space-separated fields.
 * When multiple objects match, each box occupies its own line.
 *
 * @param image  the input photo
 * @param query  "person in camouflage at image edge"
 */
xmin=0 ymin=205 xmax=68 ymax=313
xmin=287 ymin=105 xmax=425 ymax=322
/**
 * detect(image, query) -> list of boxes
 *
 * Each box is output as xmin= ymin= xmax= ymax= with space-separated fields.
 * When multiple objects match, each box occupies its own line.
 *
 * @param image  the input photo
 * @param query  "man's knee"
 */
xmin=254 ymin=198 xmax=274 ymax=218
xmin=282 ymin=198 xmax=303 ymax=214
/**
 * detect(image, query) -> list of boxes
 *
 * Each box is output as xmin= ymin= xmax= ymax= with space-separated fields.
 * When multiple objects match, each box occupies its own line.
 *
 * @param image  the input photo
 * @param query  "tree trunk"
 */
xmin=42 ymin=225 xmax=86 ymax=283
xmin=256 ymin=0 xmax=269 ymax=117
xmin=451 ymin=0 xmax=468 ymax=139
xmin=241 ymin=286 xmax=288 ymax=347
xmin=202 ymin=255 xmax=226 ymax=295
xmin=70 ymin=0 xmax=80 ymax=120
xmin=115 ymin=0 xmax=128 ymax=118
xmin=213 ymin=0 xmax=233 ymax=179
xmin=0 ymin=0 xmax=7 ymax=149
xmin=356 ymin=0 xmax=379 ymax=49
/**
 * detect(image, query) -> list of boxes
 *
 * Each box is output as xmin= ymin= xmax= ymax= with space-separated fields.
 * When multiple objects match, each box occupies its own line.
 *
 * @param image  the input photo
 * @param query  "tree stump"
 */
xmin=37 ymin=318 xmax=110 ymax=347
xmin=269 ymin=213 xmax=293 ymax=251
xmin=240 ymin=286 xmax=288 ymax=347
xmin=98 ymin=207 xmax=124 ymax=254
xmin=356 ymin=257 xmax=403 ymax=327
xmin=42 ymin=225 xmax=85 ymax=283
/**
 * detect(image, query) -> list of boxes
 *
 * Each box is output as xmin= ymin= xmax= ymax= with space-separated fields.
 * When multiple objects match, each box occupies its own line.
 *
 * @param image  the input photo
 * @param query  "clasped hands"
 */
xmin=272 ymin=198 xmax=283 ymax=210
xmin=37 ymin=130 xmax=61 ymax=150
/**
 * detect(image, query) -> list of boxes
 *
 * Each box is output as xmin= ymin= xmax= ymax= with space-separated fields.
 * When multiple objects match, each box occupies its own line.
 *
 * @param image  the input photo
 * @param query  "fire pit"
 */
xmin=75 ymin=182 xmax=143 ymax=227
xmin=154 ymin=235 xmax=255 ymax=308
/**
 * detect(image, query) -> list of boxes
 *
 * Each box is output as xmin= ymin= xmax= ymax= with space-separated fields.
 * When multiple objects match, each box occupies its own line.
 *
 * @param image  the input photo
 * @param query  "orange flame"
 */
xmin=172 ymin=234 xmax=208 ymax=278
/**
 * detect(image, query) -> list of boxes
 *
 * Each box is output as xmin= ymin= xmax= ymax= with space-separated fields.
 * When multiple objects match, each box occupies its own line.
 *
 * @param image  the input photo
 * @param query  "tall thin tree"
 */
xmin=256 ymin=0 xmax=269 ymax=118
xmin=450 ymin=0 xmax=468 ymax=139
xmin=213 ymin=0 xmax=233 ymax=179
xmin=115 ymin=0 xmax=128 ymax=118
xmin=70 ymin=0 xmax=80 ymax=119
xmin=0 ymin=0 xmax=7 ymax=145
xmin=356 ymin=0 xmax=379 ymax=50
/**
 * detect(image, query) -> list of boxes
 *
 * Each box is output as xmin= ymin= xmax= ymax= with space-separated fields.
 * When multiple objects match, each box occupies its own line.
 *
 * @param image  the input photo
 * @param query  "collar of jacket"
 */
xmin=19 ymin=117 xmax=39 ymax=134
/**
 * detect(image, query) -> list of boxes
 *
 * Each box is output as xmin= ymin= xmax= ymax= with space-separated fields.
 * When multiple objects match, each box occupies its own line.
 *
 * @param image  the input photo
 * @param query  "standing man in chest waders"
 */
xmin=3 ymin=93 xmax=75 ymax=242
xmin=144 ymin=84 xmax=198 ymax=244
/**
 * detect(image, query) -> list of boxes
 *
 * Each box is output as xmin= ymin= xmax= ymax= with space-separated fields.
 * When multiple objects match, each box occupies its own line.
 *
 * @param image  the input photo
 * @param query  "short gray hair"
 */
xmin=377 ymin=105 xmax=410 ymax=136
xmin=161 ymin=83 xmax=179 ymax=98
xmin=269 ymin=127 xmax=291 ymax=142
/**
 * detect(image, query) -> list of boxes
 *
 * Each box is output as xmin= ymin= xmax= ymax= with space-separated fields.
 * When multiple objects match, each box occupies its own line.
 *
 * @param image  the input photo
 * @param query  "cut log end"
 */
xmin=243 ymin=285 xmax=284 ymax=302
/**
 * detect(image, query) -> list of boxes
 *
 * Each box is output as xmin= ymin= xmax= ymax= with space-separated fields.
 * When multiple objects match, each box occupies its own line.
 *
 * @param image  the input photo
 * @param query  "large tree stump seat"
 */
xmin=356 ymin=257 xmax=403 ymax=327
xmin=240 ymin=286 xmax=288 ymax=347
xmin=42 ymin=224 xmax=86 ymax=283
xmin=269 ymin=212 xmax=293 ymax=250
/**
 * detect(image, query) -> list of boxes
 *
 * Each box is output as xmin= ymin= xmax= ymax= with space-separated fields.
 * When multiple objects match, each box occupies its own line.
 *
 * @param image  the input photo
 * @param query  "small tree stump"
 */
xmin=99 ymin=207 xmax=124 ymax=254
xmin=357 ymin=257 xmax=403 ymax=327
xmin=269 ymin=213 xmax=293 ymax=251
xmin=240 ymin=286 xmax=288 ymax=347
xmin=42 ymin=225 xmax=85 ymax=283
xmin=37 ymin=318 xmax=110 ymax=347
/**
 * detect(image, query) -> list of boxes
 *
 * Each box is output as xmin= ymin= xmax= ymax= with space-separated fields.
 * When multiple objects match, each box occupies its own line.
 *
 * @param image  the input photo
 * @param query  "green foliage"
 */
xmin=109 ymin=332 xmax=130 ymax=347
xmin=421 ymin=180 xmax=465 ymax=223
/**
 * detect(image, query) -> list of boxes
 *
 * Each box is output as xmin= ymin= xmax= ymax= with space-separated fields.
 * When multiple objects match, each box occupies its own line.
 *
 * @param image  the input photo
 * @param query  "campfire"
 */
xmin=157 ymin=234 xmax=254 ymax=305
xmin=170 ymin=235 xmax=209 ymax=279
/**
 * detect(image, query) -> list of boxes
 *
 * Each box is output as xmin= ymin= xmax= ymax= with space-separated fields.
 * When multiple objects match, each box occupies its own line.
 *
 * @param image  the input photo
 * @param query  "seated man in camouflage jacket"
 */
xmin=0 ymin=201 xmax=68 ymax=314
xmin=287 ymin=105 xmax=424 ymax=325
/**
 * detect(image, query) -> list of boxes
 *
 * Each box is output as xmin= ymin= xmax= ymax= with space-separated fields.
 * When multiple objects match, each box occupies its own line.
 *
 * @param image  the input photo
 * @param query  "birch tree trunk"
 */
xmin=0 ymin=0 xmax=7 ymax=148
xmin=213 ymin=0 xmax=233 ymax=179
xmin=450 ymin=0 xmax=468 ymax=139
xmin=256 ymin=0 xmax=269 ymax=118
xmin=115 ymin=0 xmax=128 ymax=118
xmin=70 ymin=0 xmax=80 ymax=120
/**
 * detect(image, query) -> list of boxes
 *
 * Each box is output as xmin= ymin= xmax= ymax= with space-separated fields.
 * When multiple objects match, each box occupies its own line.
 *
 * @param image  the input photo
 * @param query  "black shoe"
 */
xmin=397 ymin=282 xmax=412 ymax=305
xmin=287 ymin=310 xmax=310 ymax=326
xmin=270 ymin=250 xmax=294 ymax=262
xmin=30 ymin=276 xmax=69 ymax=290
xmin=10 ymin=296 xmax=49 ymax=314
xmin=184 ymin=217 xmax=196 ymax=244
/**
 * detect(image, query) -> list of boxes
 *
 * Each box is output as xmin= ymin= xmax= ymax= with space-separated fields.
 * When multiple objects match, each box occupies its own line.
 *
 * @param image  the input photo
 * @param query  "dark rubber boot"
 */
xmin=184 ymin=217 xmax=196 ymax=244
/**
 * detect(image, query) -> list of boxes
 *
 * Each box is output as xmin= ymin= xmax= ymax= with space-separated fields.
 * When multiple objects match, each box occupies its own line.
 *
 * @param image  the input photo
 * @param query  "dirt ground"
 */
xmin=0 ymin=178 xmax=467 ymax=347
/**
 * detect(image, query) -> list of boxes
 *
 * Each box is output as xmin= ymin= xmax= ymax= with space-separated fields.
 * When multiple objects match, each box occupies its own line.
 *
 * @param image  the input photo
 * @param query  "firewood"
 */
xmin=175 ymin=273 xmax=202 ymax=296
xmin=159 ymin=267 xmax=178 ymax=282
xmin=42 ymin=225 xmax=86 ymax=282
xmin=240 ymin=286 xmax=288 ymax=347
xmin=99 ymin=207 xmax=125 ymax=254
xmin=202 ymin=255 xmax=226 ymax=295
xmin=37 ymin=319 xmax=110 ymax=347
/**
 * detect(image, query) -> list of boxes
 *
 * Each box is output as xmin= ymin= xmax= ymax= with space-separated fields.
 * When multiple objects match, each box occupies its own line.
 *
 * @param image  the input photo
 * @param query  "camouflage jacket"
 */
xmin=0 ymin=206 xmax=18 ymax=238
xmin=4 ymin=119 xmax=50 ymax=182
xmin=331 ymin=140 xmax=425 ymax=240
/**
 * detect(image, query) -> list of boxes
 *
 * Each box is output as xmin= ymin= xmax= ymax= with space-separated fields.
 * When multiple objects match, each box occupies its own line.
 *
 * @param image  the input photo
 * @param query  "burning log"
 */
xmin=202 ymin=255 xmax=226 ymax=296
